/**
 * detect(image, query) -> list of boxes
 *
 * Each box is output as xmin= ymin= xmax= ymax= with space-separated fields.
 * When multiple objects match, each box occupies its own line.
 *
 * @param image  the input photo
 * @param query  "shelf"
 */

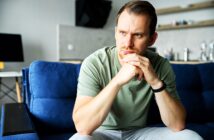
xmin=156 ymin=1 xmax=214 ymax=15
xmin=157 ymin=19 xmax=214 ymax=31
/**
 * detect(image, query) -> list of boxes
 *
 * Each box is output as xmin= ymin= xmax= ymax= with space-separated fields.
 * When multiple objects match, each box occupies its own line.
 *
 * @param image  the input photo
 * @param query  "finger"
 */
xmin=128 ymin=61 xmax=144 ymax=69
xmin=126 ymin=61 xmax=144 ymax=80
xmin=140 ymin=57 xmax=150 ymax=65
xmin=137 ymin=68 xmax=144 ymax=81
xmin=123 ymin=55 xmax=149 ymax=68
xmin=122 ymin=53 xmax=140 ymax=62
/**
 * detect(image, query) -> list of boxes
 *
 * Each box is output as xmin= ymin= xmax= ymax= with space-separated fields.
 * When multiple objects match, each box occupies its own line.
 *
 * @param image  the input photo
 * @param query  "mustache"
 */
xmin=118 ymin=48 xmax=145 ymax=56
xmin=119 ymin=47 xmax=137 ymax=55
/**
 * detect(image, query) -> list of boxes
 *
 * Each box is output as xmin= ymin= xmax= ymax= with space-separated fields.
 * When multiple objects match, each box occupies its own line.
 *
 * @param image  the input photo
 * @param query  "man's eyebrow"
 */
xmin=133 ymin=32 xmax=145 ymax=35
xmin=134 ymin=31 xmax=150 ymax=35
xmin=118 ymin=29 xmax=127 ymax=32
xmin=134 ymin=32 xmax=143 ymax=34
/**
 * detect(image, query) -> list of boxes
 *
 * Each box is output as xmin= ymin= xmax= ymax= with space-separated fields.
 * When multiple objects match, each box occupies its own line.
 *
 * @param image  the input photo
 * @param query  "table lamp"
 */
xmin=0 ymin=33 xmax=24 ymax=70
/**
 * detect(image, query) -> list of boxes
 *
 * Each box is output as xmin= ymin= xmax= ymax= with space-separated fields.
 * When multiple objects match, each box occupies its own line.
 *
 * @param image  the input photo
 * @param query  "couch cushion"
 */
xmin=28 ymin=61 xmax=81 ymax=133
xmin=172 ymin=64 xmax=206 ymax=123
xmin=39 ymin=132 xmax=73 ymax=140
xmin=1 ymin=133 xmax=39 ymax=140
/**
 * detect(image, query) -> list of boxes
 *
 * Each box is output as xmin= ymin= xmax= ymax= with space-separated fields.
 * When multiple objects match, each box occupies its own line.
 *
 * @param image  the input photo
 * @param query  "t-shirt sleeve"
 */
xmin=77 ymin=56 xmax=102 ymax=97
xmin=158 ymin=59 xmax=180 ymax=101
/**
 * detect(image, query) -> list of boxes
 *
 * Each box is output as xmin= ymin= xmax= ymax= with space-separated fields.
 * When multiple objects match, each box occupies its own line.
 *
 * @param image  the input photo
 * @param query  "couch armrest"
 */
xmin=1 ymin=103 xmax=35 ymax=136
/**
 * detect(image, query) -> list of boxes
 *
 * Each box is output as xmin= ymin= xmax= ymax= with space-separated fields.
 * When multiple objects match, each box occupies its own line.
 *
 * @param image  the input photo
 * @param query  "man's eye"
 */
xmin=119 ymin=31 xmax=126 ymax=36
xmin=135 ymin=34 xmax=143 ymax=38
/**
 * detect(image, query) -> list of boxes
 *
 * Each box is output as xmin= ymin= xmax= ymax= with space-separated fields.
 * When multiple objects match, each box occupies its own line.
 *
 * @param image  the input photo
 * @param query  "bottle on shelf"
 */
xmin=200 ymin=42 xmax=208 ymax=61
xmin=208 ymin=42 xmax=214 ymax=61
xmin=184 ymin=48 xmax=190 ymax=61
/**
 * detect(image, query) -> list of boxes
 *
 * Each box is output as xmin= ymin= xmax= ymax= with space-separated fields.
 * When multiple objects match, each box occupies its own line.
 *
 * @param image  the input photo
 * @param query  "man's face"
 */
xmin=115 ymin=10 xmax=155 ymax=64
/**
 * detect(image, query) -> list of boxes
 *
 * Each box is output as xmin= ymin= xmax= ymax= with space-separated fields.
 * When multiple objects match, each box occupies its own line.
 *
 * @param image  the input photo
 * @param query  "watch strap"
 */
xmin=151 ymin=80 xmax=166 ymax=93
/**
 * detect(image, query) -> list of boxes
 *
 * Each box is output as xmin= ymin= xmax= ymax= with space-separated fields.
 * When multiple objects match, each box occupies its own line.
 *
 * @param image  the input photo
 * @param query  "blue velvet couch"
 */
xmin=1 ymin=60 xmax=214 ymax=140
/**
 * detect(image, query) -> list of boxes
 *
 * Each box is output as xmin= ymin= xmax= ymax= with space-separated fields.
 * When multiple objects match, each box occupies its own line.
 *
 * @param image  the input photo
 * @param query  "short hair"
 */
xmin=116 ymin=0 xmax=157 ymax=36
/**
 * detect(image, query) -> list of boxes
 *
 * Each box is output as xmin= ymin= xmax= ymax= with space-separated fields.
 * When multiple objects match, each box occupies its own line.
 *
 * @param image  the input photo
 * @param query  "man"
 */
xmin=69 ymin=1 xmax=203 ymax=140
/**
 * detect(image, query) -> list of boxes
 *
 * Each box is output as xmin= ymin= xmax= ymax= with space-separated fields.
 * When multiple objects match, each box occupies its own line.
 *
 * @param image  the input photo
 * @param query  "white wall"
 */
xmin=0 ymin=0 xmax=75 ymax=71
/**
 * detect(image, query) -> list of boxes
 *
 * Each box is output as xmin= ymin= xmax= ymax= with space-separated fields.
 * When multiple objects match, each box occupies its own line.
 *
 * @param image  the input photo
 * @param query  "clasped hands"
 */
xmin=116 ymin=53 xmax=162 ymax=89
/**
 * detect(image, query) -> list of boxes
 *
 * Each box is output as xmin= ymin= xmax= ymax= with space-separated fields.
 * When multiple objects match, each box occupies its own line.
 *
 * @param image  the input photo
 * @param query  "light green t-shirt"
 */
xmin=77 ymin=46 xmax=179 ymax=130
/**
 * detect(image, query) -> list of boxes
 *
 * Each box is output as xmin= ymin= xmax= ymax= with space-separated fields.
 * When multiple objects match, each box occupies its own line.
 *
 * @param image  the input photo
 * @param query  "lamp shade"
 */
xmin=0 ymin=33 xmax=24 ymax=62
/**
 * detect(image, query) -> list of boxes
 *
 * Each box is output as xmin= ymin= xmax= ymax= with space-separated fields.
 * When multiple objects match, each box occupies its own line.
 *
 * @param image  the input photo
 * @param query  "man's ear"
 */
xmin=148 ymin=32 xmax=158 ymax=46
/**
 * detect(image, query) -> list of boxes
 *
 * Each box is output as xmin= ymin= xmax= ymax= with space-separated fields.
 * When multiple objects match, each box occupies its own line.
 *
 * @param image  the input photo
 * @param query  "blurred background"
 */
xmin=0 ymin=0 xmax=214 ymax=103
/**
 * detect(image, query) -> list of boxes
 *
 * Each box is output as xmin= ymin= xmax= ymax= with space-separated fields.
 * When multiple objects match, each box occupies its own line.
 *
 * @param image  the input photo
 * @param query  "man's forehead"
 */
xmin=117 ymin=10 xmax=150 ymax=33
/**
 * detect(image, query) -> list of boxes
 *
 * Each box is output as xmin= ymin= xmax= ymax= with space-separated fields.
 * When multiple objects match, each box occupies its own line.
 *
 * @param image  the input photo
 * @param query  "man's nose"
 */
xmin=124 ymin=35 xmax=134 ymax=48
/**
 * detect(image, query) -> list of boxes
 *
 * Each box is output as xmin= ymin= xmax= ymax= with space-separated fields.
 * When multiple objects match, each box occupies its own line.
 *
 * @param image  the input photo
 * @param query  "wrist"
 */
xmin=150 ymin=79 xmax=162 ymax=89
xmin=112 ymin=76 xmax=124 ymax=88
xmin=151 ymin=80 xmax=166 ymax=93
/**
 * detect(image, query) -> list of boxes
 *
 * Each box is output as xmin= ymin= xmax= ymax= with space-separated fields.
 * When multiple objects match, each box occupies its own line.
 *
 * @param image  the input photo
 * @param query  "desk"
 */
xmin=0 ymin=72 xmax=22 ymax=103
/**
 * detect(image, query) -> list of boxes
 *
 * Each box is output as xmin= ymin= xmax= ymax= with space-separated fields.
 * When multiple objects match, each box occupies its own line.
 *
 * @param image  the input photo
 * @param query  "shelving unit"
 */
xmin=157 ymin=19 xmax=214 ymax=31
xmin=156 ymin=1 xmax=214 ymax=31
xmin=156 ymin=1 xmax=214 ymax=15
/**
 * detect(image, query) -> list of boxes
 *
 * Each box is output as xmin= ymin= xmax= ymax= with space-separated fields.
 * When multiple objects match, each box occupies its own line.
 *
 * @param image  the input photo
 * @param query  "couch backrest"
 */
xmin=23 ymin=61 xmax=214 ymax=132
xmin=147 ymin=63 xmax=214 ymax=125
xmin=22 ymin=60 xmax=81 ymax=134
xmin=172 ymin=63 xmax=214 ymax=123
